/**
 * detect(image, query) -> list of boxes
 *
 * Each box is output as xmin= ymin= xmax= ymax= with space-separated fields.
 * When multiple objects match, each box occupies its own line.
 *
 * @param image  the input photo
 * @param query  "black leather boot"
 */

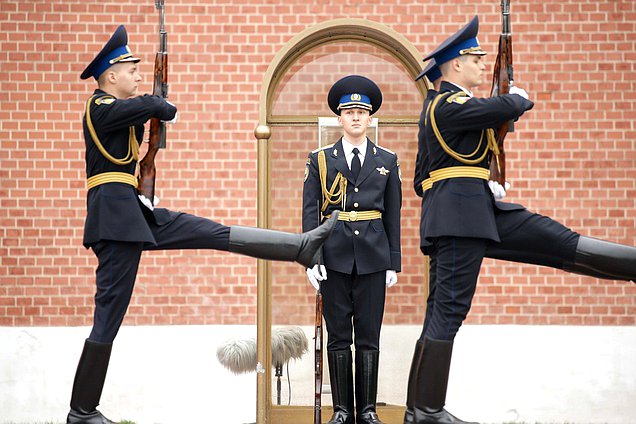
xmin=355 ymin=350 xmax=385 ymax=424
xmin=67 ymin=339 xmax=117 ymax=424
xmin=403 ymin=340 xmax=424 ymax=424
xmin=413 ymin=338 xmax=477 ymax=424
xmin=326 ymin=349 xmax=355 ymax=424
xmin=228 ymin=210 xmax=339 ymax=268
xmin=564 ymin=236 xmax=636 ymax=282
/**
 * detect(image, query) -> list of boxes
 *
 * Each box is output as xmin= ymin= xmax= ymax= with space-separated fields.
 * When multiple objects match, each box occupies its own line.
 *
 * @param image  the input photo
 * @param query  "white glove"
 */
xmin=306 ymin=264 xmax=327 ymax=291
xmin=488 ymin=180 xmax=511 ymax=200
xmin=164 ymin=100 xmax=178 ymax=124
xmin=138 ymin=194 xmax=160 ymax=211
xmin=385 ymin=270 xmax=398 ymax=288
xmin=509 ymin=85 xmax=529 ymax=100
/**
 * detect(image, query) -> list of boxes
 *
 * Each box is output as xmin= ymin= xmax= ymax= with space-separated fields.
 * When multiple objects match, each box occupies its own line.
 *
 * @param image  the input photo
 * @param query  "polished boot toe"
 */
xmin=297 ymin=210 xmax=339 ymax=267
xmin=357 ymin=411 xmax=386 ymax=424
xmin=327 ymin=410 xmax=354 ymax=424
xmin=403 ymin=408 xmax=414 ymax=424
xmin=67 ymin=409 xmax=117 ymax=424
xmin=414 ymin=407 xmax=478 ymax=424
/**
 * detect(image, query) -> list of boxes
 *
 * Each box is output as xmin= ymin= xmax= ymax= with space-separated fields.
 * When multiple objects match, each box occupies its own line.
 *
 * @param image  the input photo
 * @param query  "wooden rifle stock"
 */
xmin=138 ymin=0 xmax=168 ymax=201
xmin=489 ymin=0 xmax=513 ymax=185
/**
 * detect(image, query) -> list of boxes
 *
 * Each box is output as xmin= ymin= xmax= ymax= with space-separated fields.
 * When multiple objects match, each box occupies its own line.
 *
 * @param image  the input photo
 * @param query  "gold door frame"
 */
xmin=254 ymin=18 xmax=428 ymax=423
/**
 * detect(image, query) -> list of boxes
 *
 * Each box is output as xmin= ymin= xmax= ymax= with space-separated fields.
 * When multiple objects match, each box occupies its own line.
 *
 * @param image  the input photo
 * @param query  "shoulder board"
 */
xmin=375 ymin=145 xmax=396 ymax=155
xmin=94 ymin=95 xmax=116 ymax=106
xmin=312 ymin=143 xmax=334 ymax=154
xmin=446 ymin=92 xmax=470 ymax=105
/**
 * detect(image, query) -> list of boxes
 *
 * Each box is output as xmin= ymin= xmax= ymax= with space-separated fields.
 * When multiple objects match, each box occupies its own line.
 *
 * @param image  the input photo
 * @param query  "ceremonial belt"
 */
xmin=325 ymin=210 xmax=382 ymax=222
xmin=87 ymin=172 xmax=138 ymax=190
xmin=421 ymin=166 xmax=489 ymax=193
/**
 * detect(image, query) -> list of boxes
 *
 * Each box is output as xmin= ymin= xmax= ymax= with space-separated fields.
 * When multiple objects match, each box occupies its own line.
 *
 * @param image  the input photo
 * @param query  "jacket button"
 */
xmin=354 ymin=230 xmax=360 ymax=236
xmin=353 ymin=202 xmax=359 ymax=208
xmin=354 ymin=187 xmax=359 ymax=192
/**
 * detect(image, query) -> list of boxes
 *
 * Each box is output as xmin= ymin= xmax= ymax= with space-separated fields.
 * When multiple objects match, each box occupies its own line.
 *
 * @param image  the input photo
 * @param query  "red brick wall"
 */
xmin=1 ymin=0 xmax=635 ymax=327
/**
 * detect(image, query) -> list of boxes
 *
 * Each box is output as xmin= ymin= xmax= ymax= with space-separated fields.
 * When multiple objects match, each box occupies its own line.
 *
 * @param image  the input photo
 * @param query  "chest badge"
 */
xmin=376 ymin=166 xmax=389 ymax=176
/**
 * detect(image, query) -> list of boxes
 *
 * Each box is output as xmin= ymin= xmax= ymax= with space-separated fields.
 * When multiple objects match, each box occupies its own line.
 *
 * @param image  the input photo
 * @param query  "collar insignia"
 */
xmin=376 ymin=166 xmax=389 ymax=176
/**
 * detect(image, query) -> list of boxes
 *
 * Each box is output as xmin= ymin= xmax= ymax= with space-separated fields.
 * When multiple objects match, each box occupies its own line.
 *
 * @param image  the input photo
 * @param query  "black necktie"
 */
xmin=351 ymin=147 xmax=361 ymax=180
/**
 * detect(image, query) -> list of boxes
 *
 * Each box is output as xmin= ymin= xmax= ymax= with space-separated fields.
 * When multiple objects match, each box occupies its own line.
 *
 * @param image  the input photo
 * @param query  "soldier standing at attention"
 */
xmin=68 ymin=25 xmax=338 ymax=424
xmin=406 ymin=16 xmax=636 ymax=424
xmin=302 ymin=75 xmax=402 ymax=424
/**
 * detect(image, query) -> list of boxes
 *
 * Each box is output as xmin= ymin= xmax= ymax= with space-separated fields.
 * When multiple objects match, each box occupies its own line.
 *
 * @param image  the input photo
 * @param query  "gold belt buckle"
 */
xmin=349 ymin=211 xmax=358 ymax=221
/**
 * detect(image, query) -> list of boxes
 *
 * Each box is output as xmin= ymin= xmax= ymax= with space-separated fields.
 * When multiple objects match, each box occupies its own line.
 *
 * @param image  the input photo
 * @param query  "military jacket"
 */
xmin=302 ymin=138 xmax=402 ymax=275
xmin=420 ymin=81 xmax=533 ymax=245
xmin=82 ymin=89 xmax=178 ymax=247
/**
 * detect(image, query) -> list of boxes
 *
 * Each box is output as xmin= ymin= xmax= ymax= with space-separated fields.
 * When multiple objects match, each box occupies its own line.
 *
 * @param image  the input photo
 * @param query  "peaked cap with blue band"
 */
xmin=415 ymin=58 xmax=441 ymax=82
xmin=81 ymin=25 xmax=140 ymax=80
xmin=423 ymin=16 xmax=487 ymax=66
xmin=327 ymin=75 xmax=382 ymax=116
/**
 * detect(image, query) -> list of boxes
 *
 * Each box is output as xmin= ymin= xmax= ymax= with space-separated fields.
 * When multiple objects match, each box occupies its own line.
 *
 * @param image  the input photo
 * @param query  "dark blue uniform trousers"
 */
xmin=422 ymin=208 xmax=579 ymax=341
xmin=89 ymin=212 xmax=230 ymax=343
xmin=321 ymin=268 xmax=386 ymax=351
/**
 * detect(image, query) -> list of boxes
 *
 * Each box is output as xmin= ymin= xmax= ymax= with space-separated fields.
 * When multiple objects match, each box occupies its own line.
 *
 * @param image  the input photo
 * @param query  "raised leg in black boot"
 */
xmin=326 ymin=349 xmax=355 ymax=424
xmin=67 ymin=339 xmax=117 ymax=424
xmin=355 ymin=350 xmax=385 ymax=424
xmin=228 ymin=210 xmax=339 ymax=268
xmin=413 ymin=338 xmax=477 ymax=424
xmin=564 ymin=236 xmax=636 ymax=282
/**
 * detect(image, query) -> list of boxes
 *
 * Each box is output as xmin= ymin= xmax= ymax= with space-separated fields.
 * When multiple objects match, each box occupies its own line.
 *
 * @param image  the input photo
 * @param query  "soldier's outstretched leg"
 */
xmin=228 ymin=211 xmax=339 ymax=268
xmin=564 ymin=236 xmax=636 ymax=282
xmin=403 ymin=340 xmax=424 ymax=424
xmin=67 ymin=339 xmax=117 ymax=424
xmin=413 ymin=338 xmax=478 ymax=424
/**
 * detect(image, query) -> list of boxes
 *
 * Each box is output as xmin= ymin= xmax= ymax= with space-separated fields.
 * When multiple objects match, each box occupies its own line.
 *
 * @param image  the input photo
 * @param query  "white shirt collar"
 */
xmin=448 ymin=82 xmax=473 ymax=97
xmin=341 ymin=137 xmax=367 ymax=167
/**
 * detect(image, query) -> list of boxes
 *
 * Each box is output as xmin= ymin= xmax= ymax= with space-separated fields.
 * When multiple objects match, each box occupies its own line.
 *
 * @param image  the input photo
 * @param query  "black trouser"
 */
xmin=89 ymin=212 xmax=230 ymax=343
xmin=322 ymin=268 xmax=386 ymax=351
xmin=421 ymin=208 xmax=580 ymax=341
xmin=424 ymin=237 xmax=486 ymax=341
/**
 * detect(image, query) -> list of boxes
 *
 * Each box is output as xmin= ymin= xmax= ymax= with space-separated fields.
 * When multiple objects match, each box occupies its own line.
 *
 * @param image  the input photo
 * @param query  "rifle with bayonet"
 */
xmin=314 ymin=201 xmax=323 ymax=424
xmin=138 ymin=0 xmax=168 ymax=201
xmin=314 ymin=281 xmax=323 ymax=424
xmin=489 ymin=0 xmax=513 ymax=185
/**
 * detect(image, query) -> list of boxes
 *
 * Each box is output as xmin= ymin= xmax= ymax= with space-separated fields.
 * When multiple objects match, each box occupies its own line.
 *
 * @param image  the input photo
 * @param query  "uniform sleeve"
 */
xmin=383 ymin=154 xmax=402 ymax=272
xmin=413 ymin=103 xmax=428 ymax=198
xmin=302 ymin=152 xmax=322 ymax=233
xmin=436 ymin=93 xmax=534 ymax=132
xmin=89 ymin=94 xmax=177 ymax=133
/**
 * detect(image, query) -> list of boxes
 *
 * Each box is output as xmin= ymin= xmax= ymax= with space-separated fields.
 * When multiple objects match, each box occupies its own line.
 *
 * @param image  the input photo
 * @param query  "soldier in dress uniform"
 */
xmin=302 ymin=75 xmax=402 ymax=424
xmin=405 ymin=16 xmax=636 ymax=424
xmin=68 ymin=25 xmax=339 ymax=424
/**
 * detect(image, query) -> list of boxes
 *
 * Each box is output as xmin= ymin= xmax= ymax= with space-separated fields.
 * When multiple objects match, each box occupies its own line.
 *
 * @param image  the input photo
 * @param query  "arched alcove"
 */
xmin=254 ymin=19 xmax=430 ymax=423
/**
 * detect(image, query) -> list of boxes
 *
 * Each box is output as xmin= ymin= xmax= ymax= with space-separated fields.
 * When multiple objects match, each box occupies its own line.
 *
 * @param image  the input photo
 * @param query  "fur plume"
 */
xmin=216 ymin=338 xmax=257 ymax=374
xmin=271 ymin=327 xmax=308 ymax=366
xmin=216 ymin=327 xmax=309 ymax=374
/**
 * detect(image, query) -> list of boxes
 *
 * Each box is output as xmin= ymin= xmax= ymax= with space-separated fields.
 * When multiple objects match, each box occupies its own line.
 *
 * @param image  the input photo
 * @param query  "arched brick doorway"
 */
xmin=254 ymin=19 xmax=430 ymax=423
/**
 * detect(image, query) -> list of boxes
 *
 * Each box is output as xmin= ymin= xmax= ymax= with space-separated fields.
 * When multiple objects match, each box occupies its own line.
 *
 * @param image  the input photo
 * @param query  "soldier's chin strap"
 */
xmin=564 ymin=236 xmax=636 ymax=282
